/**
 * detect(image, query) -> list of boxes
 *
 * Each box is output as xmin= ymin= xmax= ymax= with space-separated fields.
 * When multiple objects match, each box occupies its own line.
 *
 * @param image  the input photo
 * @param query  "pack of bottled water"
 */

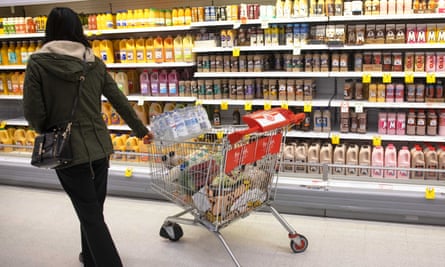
xmin=150 ymin=105 xmax=212 ymax=141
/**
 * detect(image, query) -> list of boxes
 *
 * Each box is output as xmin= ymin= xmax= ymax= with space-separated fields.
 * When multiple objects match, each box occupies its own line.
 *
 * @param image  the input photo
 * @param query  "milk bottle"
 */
xmin=295 ymin=142 xmax=308 ymax=173
xmin=333 ymin=144 xmax=346 ymax=175
xmin=320 ymin=143 xmax=333 ymax=174
xmin=282 ymin=143 xmax=296 ymax=172
xmin=307 ymin=142 xmax=320 ymax=174
xmin=346 ymin=144 xmax=359 ymax=176
xmin=384 ymin=144 xmax=397 ymax=178
xmin=411 ymin=146 xmax=425 ymax=179
xmin=425 ymin=147 xmax=438 ymax=180
xmin=359 ymin=145 xmax=371 ymax=176
xmin=371 ymin=146 xmax=384 ymax=178
xmin=397 ymin=146 xmax=411 ymax=179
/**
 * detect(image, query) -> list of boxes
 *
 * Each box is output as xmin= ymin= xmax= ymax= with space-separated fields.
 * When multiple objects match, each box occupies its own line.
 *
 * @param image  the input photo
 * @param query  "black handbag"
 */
xmin=31 ymin=66 xmax=85 ymax=169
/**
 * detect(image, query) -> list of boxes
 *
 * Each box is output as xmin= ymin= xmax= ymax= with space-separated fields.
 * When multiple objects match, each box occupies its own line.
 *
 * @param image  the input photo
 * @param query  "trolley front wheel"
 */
xmin=160 ymin=222 xmax=183 ymax=242
xmin=290 ymin=235 xmax=308 ymax=253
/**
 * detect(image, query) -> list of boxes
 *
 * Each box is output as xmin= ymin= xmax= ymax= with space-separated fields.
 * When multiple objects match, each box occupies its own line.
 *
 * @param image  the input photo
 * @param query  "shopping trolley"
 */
xmin=148 ymin=108 xmax=308 ymax=267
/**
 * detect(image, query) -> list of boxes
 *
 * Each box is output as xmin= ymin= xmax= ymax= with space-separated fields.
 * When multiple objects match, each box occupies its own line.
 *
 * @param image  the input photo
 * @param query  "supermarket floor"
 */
xmin=1 ymin=185 xmax=445 ymax=267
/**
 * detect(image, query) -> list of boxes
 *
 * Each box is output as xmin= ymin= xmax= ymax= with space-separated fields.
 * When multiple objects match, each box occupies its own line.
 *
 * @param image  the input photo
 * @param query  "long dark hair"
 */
xmin=44 ymin=7 xmax=91 ymax=48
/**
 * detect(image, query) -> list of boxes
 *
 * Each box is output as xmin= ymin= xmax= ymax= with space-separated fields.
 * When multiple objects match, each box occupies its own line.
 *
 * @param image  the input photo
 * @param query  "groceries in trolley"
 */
xmin=150 ymin=105 xmax=212 ymax=141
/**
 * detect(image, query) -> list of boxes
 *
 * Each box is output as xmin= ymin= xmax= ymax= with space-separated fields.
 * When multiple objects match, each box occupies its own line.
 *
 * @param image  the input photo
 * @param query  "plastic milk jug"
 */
xmin=384 ymin=144 xmax=397 ymax=178
xmin=0 ymin=129 xmax=13 ymax=152
xmin=307 ymin=142 xmax=320 ymax=174
xmin=319 ymin=143 xmax=333 ymax=174
xmin=135 ymin=37 xmax=146 ymax=63
xmin=159 ymin=70 xmax=168 ymax=96
xmin=371 ymin=146 xmax=384 ymax=178
xmin=100 ymin=40 xmax=114 ymax=63
xmin=140 ymin=71 xmax=150 ymax=96
xmin=174 ymin=35 xmax=184 ymax=62
xmin=133 ymin=103 xmax=148 ymax=125
xmin=113 ymin=40 xmax=121 ymax=63
xmin=119 ymin=39 xmax=128 ymax=63
xmin=112 ymin=135 xmax=126 ymax=161
xmin=114 ymin=71 xmax=129 ymax=95
xmin=438 ymin=147 xmax=445 ymax=180
xmin=150 ymin=71 xmax=160 ymax=96
xmin=13 ymin=128 xmax=26 ymax=151
xmin=139 ymin=139 xmax=151 ymax=162
xmin=411 ymin=146 xmax=425 ymax=179
xmin=92 ymin=39 xmax=101 ymax=58
xmin=359 ymin=145 xmax=371 ymax=176
xmin=397 ymin=146 xmax=411 ymax=179
xmin=168 ymin=69 xmax=179 ymax=96
xmin=101 ymin=102 xmax=113 ymax=125
xmin=425 ymin=147 xmax=438 ymax=180
xmin=333 ymin=144 xmax=346 ymax=175
xmin=126 ymin=70 xmax=139 ymax=95
xmin=25 ymin=129 xmax=37 ymax=152
xmin=125 ymin=38 xmax=136 ymax=63
xmin=295 ymin=142 xmax=308 ymax=173
xmin=346 ymin=144 xmax=359 ymax=176
xmin=125 ymin=136 xmax=140 ymax=162
xmin=282 ymin=143 xmax=296 ymax=172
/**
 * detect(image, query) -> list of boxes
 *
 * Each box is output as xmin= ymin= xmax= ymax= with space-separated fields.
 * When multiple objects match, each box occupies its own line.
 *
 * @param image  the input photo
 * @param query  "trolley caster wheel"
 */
xmin=160 ymin=222 xmax=183 ymax=242
xmin=290 ymin=235 xmax=308 ymax=253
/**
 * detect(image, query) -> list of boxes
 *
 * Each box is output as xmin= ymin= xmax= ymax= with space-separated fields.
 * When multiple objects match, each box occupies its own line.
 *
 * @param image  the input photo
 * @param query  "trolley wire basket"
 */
xmin=148 ymin=108 xmax=308 ymax=266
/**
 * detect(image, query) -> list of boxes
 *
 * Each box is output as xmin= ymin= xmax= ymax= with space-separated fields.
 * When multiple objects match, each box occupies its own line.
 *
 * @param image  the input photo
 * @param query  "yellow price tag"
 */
xmin=125 ymin=167 xmax=133 ymax=178
xmin=85 ymin=31 xmax=93 ymax=37
xmin=362 ymin=73 xmax=371 ymax=84
xmin=232 ymin=47 xmax=240 ymax=57
xmin=425 ymin=187 xmax=435 ymax=200
xmin=426 ymin=73 xmax=436 ymax=84
xmin=303 ymin=102 xmax=312 ymax=112
xmin=220 ymin=101 xmax=229 ymax=110
xmin=372 ymin=136 xmax=382 ymax=147
xmin=382 ymin=73 xmax=392 ymax=84
xmin=264 ymin=102 xmax=271 ymax=110
xmin=280 ymin=101 xmax=288 ymax=109
xmin=216 ymin=131 xmax=224 ymax=140
xmin=244 ymin=101 xmax=252 ymax=111
xmin=195 ymin=100 xmax=203 ymax=106
xmin=0 ymin=121 xmax=6 ymax=129
xmin=331 ymin=134 xmax=340 ymax=145
xmin=404 ymin=72 xmax=414 ymax=84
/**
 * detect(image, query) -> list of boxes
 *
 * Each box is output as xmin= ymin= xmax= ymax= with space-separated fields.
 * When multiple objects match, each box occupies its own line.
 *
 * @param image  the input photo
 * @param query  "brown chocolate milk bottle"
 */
xmin=411 ymin=146 xmax=425 ymax=179
xmin=282 ymin=143 xmax=296 ymax=172
xmin=320 ymin=143 xmax=333 ymax=174
xmin=307 ymin=142 xmax=320 ymax=174
xmin=346 ymin=144 xmax=359 ymax=176
xmin=295 ymin=142 xmax=308 ymax=173
xmin=425 ymin=147 xmax=438 ymax=180
xmin=359 ymin=145 xmax=371 ymax=176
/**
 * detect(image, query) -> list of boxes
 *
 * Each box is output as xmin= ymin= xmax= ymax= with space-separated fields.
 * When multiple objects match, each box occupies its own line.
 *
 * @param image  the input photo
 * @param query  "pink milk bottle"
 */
xmin=139 ymin=71 xmax=150 ymax=96
xmin=384 ymin=144 xmax=397 ymax=178
xmin=396 ymin=112 xmax=406 ymax=135
xmin=150 ymin=70 xmax=160 ymax=96
xmin=168 ymin=69 xmax=179 ymax=96
xmin=371 ymin=146 xmax=384 ymax=178
xmin=159 ymin=70 xmax=168 ymax=96
xmin=397 ymin=146 xmax=411 ymax=179
xmin=378 ymin=112 xmax=387 ymax=134
xmin=386 ymin=112 xmax=396 ymax=135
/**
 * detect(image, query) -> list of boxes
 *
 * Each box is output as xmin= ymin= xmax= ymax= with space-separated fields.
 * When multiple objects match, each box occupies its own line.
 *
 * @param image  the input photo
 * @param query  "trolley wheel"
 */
xmin=290 ymin=235 xmax=308 ymax=253
xmin=159 ymin=222 xmax=183 ymax=242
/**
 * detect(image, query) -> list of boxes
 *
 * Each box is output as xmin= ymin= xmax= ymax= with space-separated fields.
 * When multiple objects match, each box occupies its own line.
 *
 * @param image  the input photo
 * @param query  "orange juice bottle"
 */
xmin=163 ymin=35 xmax=174 ymax=62
xmin=0 ymin=128 xmax=13 ymax=152
xmin=126 ymin=136 xmax=140 ymax=162
xmin=174 ymin=35 xmax=184 ymax=62
xmin=182 ymin=34 xmax=194 ymax=63
xmin=1 ymin=41 xmax=8 ymax=65
xmin=172 ymin=8 xmax=178 ymax=26
xmin=18 ymin=72 xmax=24 ymax=95
xmin=120 ymin=10 xmax=128 ymax=28
xmin=154 ymin=36 xmax=164 ymax=63
xmin=184 ymin=7 xmax=192 ymax=25
xmin=127 ymin=9 xmax=134 ymax=28
xmin=126 ymin=38 xmax=136 ymax=63
xmin=148 ymin=8 xmax=156 ymax=27
xmin=7 ymin=41 xmax=17 ymax=65
xmin=145 ymin=37 xmax=155 ymax=63
xmin=11 ymin=72 xmax=20 ymax=95
xmin=14 ymin=41 xmax=22 ymax=65
xmin=5 ymin=72 xmax=13 ymax=95
xmin=100 ymin=40 xmax=114 ymax=63
xmin=177 ymin=7 xmax=185 ymax=25
xmin=142 ymin=9 xmax=150 ymax=27
xmin=165 ymin=9 xmax=172 ymax=26
xmin=135 ymin=9 xmax=143 ymax=27
xmin=27 ymin=40 xmax=36 ymax=58
xmin=112 ymin=135 xmax=126 ymax=161
xmin=119 ymin=39 xmax=127 ymax=63
xmin=20 ymin=40 xmax=29 ymax=65
xmin=113 ymin=39 xmax=121 ymax=63
xmin=92 ymin=40 xmax=101 ymax=58
xmin=0 ymin=73 xmax=7 ymax=94
xmin=25 ymin=129 xmax=37 ymax=152
xmin=135 ymin=37 xmax=146 ymax=63
xmin=13 ymin=128 xmax=26 ymax=151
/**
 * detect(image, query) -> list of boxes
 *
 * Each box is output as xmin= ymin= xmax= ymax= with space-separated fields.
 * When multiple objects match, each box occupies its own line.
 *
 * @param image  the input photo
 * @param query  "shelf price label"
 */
xmin=244 ymin=101 xmax=252 ymax=111
xmin=260 ymin=20 xmax=269 ymax=29
xmin=362 ymin=73 xmax=371 ymax=84
xmin=303 ymin=101 xmax=312 ymax=112
xmin=264 ymin=101 xmax=272 ymax=110
xmin=195 ymin=100 xmax=203 ymax=106
xmin=382 ymin=73 xmax=392 ymax=84
xmin=426 ymin=73 xmax=436 ymax=84
xmin=220 ymin=101 xmax=229 ymax=110
xmin=372 ymin=136 xmax=382 ymax=147
xmin=232 ymin=47 xmax=240 ymax=57
xmin=404 ymin=72 xmax=414 ymax=84
xmin=216 ymin=130 xmax=224 ymax=140
xmin=125 ymin=167 xmax=133 ymax=178
xmin=340 ymin=101 xmax=349 ymax=113
xmin=280 ymin=101 xmax=289 ymax=110
xmin=425 ymin=187 xmax=435 ymax=200
xmin=0 ymin=121 xmax=6 ymax=129
xmin=331 ymin=134 xmax=340 ymax=145
xmin=292 ymin=46 xmax=301 ymax=56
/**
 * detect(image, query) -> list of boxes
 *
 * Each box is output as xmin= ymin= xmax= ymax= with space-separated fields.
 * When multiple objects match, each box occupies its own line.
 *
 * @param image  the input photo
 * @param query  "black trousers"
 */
xmin=56 ymin=158 xmax=123 ymax=267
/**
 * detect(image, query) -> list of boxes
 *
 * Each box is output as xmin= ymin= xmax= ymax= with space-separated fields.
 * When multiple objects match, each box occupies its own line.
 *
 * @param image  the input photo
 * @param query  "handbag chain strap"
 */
xmin=66 ymin=50 xmax=88 ymax=131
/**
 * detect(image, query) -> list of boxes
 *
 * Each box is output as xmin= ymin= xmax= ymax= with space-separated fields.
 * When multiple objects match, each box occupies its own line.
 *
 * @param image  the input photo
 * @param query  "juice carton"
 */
xmin=164 ymin=35 xmax=174 ymax=62
xmin=125 ymin=136 xmax=140 ymax=162
xmin=114 ymin=71 xmax=129 ymax=95
xmin=425 ymin=147 xmax=438 ymax=180
xmin=126 ymin=38 xmax=136 ymax=63
xmin=145 ymin=37 xmax=155 ymax=63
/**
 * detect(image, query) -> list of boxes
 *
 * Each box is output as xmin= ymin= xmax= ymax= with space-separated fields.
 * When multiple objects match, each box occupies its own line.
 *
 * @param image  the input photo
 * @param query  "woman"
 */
xmin=23 ymin=7 xmax=152 ymax=267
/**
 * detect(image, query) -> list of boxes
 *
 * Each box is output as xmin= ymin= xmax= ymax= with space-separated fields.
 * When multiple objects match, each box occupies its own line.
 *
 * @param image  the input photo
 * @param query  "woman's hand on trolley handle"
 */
xmin=143 ymin=131 xmax=155 ymax=144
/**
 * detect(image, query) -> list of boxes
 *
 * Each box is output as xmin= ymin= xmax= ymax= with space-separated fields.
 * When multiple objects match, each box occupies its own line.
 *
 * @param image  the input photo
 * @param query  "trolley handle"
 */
xmin=227 ymin=108 xmax=305 ymax=145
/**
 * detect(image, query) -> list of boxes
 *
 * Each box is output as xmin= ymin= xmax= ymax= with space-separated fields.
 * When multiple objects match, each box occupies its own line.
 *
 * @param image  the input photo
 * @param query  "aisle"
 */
xmin=1 ymin=185 xmax=444 ymax=267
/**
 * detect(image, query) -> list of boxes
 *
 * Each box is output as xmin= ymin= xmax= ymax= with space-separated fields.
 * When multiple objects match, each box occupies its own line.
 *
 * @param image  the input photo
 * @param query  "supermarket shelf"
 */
xmin=125 ymin=95 xmax=196 ymax=102
xmin=331 ymin=71 xmax=445 ymax=78
xmin=192 ymin=44 xmax=327 ymax=53
xmin=286 ymin=130 xmax=330 ymax=139
xmin=0 ymin=65 xmax=26 ymax=70
xmin=106 ymin=62 xmax=195 ymax=68
xmin=0 ymin=95 xmax=22 ymax=100
xmin=0 ymin=33 xmax=44 ymax=39
xmin=84 ymin=25 xmax=192 ymax=36
xmin=194 ymin=71 xmax=330 ymax=78
xmin=199 ymin=98 xmax=331 ymax=107
xmin=329 ymin=13 xmax=445 ymax=22
xmin=330 ymin=130 xmax=445 ymax=142
xmin=332 ymin=43 xmax=445 ymax=50
xmin=190 ymin=16 xmax=329 ymax=28
xmin=4 ymin=118 xmax=28 ymax=126
xmin=330 ymin=100 xmax=445 ymax=109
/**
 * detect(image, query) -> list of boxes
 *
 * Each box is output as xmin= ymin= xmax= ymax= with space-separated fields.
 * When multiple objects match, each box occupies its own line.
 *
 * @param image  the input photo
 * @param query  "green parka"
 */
xmin=23 ymin=41 xmax=148 ymax=168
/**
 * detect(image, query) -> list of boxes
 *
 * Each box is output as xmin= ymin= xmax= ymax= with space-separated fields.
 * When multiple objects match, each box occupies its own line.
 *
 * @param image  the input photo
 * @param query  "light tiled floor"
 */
xmin=1 ymin=185 xmax=445 ymax=267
